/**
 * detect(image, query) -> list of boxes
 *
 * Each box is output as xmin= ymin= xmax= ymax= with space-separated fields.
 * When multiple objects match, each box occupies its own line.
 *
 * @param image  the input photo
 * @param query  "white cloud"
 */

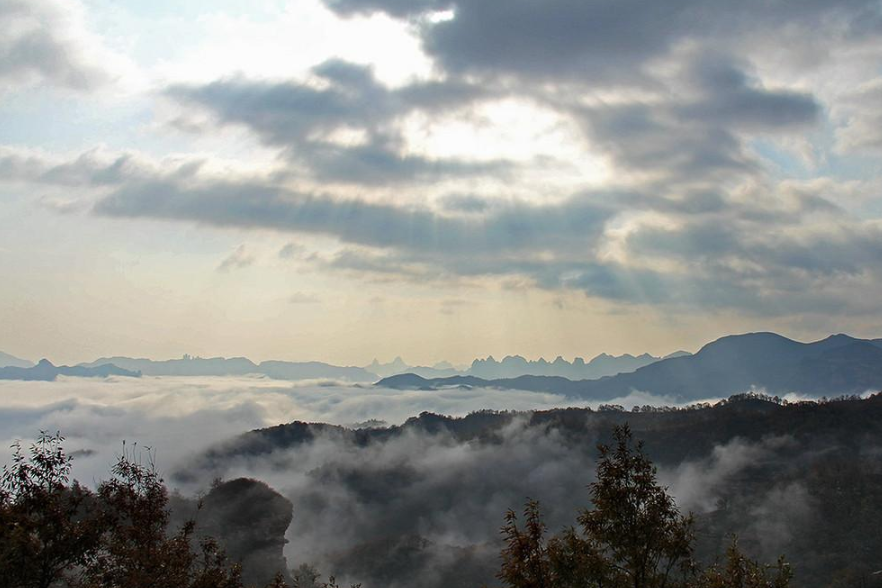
xmin=0 ymin=0 xmax=138 ymax=93
xmin=0 ymin=375 xmax=716 ymax=485
xmin=147 ymin=0 xmax=432 ymax=88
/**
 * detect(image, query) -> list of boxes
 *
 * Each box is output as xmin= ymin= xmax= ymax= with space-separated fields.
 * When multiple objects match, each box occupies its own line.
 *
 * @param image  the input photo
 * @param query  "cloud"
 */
xmin=323 ymin=0 xmax=881 ymax=85
xmin=0 ymin=146 xmax=198 ymax=188
xmin=0 ymin=376 xmax=275 ymax=486
xmin=279 ymin=242 xmax=306 ymax=259
xmin=747 ymin=481 xmax=814 ymax=558
xmin=439 ymin=298 xmax=468 ymax=314
xmin=93 ymin=178 xmax=614 ymax=257
xmin=567 ymin=54 xmax=820 ymax=189
xmin=323 ymin=0 xmax=447 ymax=18
xmin=0 ymin=375 xmax=712 ymax=485
xmin=3 ymin=140 xmax=882 ymax=322
xmin=836 ymin=79 xmax=882 ymax=153
xmin=662 ymin=436 xmax=796 ymax=513
xmin=0 ymin=374 xmax=845 ymax=587
xmin=0 ymin=0 xmax=112 ymax=91
xmin=168 ymin=59 xmax=507 ymax=185
xmin=436 ymin=194 xmax=490 ymax=214
xmin=5 ymin=144 xmax=882 ymax=317
xmin=682 ymin=54 xmax=820 ymax=132
xmin=289 ymin=292 xmax=321 ymax=304
xmin=246 ymin=419 xmax=598 ymax=581
xmin=1 ymin=0 xmax=880 ymax=341
xmin=171 ymin=397 xmax=828 ymax=588
xmin=217 ymin=245 xmax=255 ymax=272
xmin=48 ymin=2 xmax=867 ymax=327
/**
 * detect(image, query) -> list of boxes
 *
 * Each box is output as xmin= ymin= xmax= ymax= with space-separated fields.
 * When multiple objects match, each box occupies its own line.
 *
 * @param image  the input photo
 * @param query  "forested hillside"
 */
xmin=174 ymin=393 xmax=882 ymax=588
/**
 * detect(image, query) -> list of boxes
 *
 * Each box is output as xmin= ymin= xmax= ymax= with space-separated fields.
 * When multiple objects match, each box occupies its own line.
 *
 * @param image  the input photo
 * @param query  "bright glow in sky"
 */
xmin=2 ymin=0 xmax=882 ymax=365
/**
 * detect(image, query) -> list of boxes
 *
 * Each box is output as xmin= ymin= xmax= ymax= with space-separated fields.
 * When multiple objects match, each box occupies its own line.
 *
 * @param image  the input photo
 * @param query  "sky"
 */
xmin=1 ymin=0 xmax=882 ymax=366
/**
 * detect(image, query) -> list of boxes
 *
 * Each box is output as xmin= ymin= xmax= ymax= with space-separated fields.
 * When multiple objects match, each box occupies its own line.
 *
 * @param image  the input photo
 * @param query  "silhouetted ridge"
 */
xmin=79 ymin=355 xmax=377 ymax=381
xmin=380 ymin=332 xmax=882 ymax=401
xmin=0 ymin=350 xmax=33 ymax=368
xmin=0 ymin=359 xmax=141 ymax=381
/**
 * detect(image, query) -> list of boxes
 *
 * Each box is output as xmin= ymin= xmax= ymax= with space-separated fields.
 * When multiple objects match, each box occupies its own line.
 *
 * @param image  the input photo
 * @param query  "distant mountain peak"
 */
xmin=0 ymin=351 xmax=35 ymax=369
xmin=818 ymin=333 xmax=856 ymax=344
xmin=0 ymin=360 xmax=139 ymax=381
xmin=696 ymin=331 xmax=793 ymax=354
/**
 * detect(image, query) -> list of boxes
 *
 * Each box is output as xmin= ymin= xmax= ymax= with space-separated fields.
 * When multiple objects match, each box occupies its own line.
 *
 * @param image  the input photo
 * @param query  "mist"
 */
xmin=0 ymin=374 xmax=696 ymax=485
xmin=0 ymin=374 xmax=874 ymax=587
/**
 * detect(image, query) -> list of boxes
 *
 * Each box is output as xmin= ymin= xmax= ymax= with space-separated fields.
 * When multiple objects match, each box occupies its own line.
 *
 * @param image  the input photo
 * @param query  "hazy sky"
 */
xmin=2 ymin=0 xmax=882 ymax=365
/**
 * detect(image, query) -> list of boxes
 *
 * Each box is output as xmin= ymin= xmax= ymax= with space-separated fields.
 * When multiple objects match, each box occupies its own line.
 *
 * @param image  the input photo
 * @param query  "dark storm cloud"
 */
xmin=420 ymin=0 xmax=687 ymax=82
xmin=323 ymin=0 xmax=882 ymax=83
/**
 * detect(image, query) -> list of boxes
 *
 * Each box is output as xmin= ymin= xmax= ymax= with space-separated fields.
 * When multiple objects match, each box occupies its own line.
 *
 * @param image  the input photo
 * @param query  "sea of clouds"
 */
xmin=0 ymin=374 xmax=690 ymax=483
xmin=0 ymin=375 xmax=818 ymax=587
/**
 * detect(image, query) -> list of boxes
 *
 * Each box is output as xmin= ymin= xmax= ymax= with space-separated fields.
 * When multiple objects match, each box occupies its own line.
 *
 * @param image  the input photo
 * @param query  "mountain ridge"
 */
xmin=378 ymin=332 xmax=882 ymax=401
xmin=0 ymin=351 xmax=34 ymax=369
xmin=368 ymin=349 xmax=692 ymax=380
xmin=176 ymin=393 xmax=882 ymax=588
xmin=0 ymin=359 xmax=141 ymax=381
xmin=76 ymin=348 xmax=691 ymax=382
xmin=79 ymin=356 xmax=377 ymax=382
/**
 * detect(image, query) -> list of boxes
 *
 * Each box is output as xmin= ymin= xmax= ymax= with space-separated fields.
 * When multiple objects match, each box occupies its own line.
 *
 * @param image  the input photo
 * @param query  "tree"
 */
xmin=0 ymin=433 xmax=356 ymax=588
xmin=290 ymin=563 xmax=362 ymax=588
xmin=497 ymin=499 xmax=609 ymax=588
xmin=496 ymin=425 xmax=789 ymax=588
xmin=694 ymin=539 xmax=792 ymax=588
xmin=77 ymin=445 xmax=244 ymax=588
xmin=0 ymin=432 xmax=105 ymax=588
xmin=580 ymin=425 xmax=695 ymax=588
